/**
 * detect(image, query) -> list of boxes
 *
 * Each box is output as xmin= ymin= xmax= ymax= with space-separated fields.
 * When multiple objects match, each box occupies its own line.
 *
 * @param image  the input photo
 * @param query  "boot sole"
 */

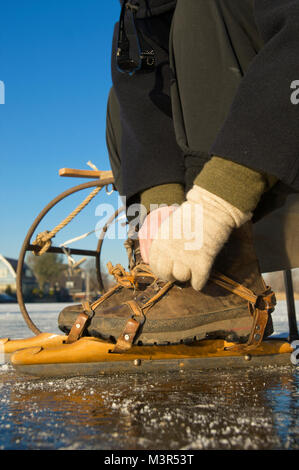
xmin=133 ymin=315 xmax=255 ymax=346
xmin=91 ymin=308 xmax=273 ymax=346
xmin=60 ymin=306 xmax=274 ymax=346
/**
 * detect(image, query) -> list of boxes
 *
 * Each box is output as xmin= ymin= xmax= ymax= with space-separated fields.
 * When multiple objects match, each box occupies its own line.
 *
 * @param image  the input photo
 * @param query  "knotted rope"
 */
xmin=32 ymin=186 xmax=102 ymax=256
xmin=106 ymin=260 xmax=158 ymax=290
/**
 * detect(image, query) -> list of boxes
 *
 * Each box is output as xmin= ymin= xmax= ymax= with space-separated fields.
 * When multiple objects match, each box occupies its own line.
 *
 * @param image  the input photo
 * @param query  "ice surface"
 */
xmin=0 ymin=302 xmax=69 ymax=338
xmin=0 ymin=302 xmax=298 ymax=450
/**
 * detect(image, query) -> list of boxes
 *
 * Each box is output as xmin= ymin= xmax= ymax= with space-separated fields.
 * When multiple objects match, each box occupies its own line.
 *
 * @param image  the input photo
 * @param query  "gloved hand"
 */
xmin=138 ymin=205 xmax=178 ymax=264
xmin=139 ymin=185 xmax=252 ymax=291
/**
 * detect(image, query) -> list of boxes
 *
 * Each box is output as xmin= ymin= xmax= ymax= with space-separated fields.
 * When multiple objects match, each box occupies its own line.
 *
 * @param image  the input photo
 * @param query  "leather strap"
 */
xmin=210 ymin=271 xmax=277 ymax=351
xmin=225 ymin=290 xmax=276 ymax=352
xmin=112 ymin=300 xmax=145 ymax=353
xmin=65 ymin=301 xmax=94 ymax=344
xmin=65 ymin=261 xmax=276 ymax=353
xmin=210 ymin=271 xmax=259 ymax=304
xmin=110 ymin=282 xmax=173 ymax=353
xmin=65 ymin=285 xmax=120 ymax=344
xmin=142 ymin=281 xmax=174 ymax=311
xmin=64 ymin=260 xmax=156 ymax=345
xmin=91 ymin=284 xmax=120 ymax=310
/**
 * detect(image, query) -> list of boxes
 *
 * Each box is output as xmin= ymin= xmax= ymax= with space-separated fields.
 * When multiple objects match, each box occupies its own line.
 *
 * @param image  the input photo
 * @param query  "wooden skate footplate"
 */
xmin=2 ymin=334 xmax=294 ymax=378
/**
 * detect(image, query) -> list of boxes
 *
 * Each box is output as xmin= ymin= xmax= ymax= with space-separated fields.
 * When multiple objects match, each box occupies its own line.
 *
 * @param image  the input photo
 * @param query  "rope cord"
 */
xmin=32 ymin=185 xmax=102 ymax=255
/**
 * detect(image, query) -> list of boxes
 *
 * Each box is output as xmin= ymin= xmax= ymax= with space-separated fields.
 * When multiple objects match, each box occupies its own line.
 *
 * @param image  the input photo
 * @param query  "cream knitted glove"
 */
xmin=148 ymin=185 xmax=252 ymax=291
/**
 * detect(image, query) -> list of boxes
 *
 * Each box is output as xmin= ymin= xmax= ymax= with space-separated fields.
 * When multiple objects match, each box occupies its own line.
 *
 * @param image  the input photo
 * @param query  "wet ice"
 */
xmin=0 ymin=302 xmax=298 ymax=450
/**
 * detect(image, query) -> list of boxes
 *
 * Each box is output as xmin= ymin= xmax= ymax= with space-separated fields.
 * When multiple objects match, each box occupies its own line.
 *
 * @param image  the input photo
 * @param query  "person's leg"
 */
xmin=211 ymin=0 xmax=299 ymax=191
xmin=106 ymin=86 xmax=185 ymax=213
xmin=107 ymin=0 xmax=274 ymax=274
xmin=166 ymin=0 xmax=298 ymax=280
xmin=106 ymin=87 xmax=123 ymax=195
xmin=169 ymin=0 xmax=263 ymax=190
xmin=111 ymin=7 xmax=185 ymax=201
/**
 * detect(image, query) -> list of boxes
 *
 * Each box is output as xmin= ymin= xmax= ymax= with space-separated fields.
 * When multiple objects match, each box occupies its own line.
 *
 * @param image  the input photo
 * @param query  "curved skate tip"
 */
xmin=1 ymin=333 xmax=66 ymax=355
xmin=0 ymin=338 xmax=9 ymax=345
xmin=11 ymin=346 xmax=43 ymax=365
xmin=30 ymin=346 xmax=43 ymax=355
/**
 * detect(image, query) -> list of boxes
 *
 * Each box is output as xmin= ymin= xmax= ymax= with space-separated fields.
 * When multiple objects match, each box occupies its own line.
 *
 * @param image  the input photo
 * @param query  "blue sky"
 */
xmin=0 ymin=0 xmax=128 ymax=268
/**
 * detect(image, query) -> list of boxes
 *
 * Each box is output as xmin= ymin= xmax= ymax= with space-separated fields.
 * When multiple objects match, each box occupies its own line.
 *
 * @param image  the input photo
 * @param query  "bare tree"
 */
xmin=27 ymin=252 xmax=67 ymax=290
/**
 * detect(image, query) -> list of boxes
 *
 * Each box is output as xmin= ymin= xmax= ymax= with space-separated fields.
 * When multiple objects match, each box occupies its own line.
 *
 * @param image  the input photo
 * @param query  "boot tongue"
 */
xmin=133 ymin=241 xmax=143 ymax=266
xmin=124 ymin=237 xmax=141 ymax=270
xmin=124 ymin=237 xmax=166 ymax=289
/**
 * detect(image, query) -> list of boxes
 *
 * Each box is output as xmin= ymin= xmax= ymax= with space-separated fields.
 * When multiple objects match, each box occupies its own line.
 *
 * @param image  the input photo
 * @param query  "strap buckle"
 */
xmin=65 ymin=301 xmax=94 ymax=344
xmin=111 ymin=300 xmax=145 ymax=353
xmin=116 ymin=0 xmax=156 ymax=75
xmin=227 ymin=289 xmax=276 ymax=352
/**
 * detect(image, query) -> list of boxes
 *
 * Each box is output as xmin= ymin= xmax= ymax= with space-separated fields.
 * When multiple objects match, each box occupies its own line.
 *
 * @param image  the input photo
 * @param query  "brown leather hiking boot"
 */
xmin=58 ymin=238 xmax=156 ymax=340
xmin=64 ymin=222 xmax=274 ymax=350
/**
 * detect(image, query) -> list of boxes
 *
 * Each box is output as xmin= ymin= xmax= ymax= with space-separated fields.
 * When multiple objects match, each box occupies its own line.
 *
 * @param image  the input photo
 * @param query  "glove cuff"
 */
xmin=187 ymin=184 xmax=252 ymax=228
xmin=194 ymin=156 xmax=277 ymax=213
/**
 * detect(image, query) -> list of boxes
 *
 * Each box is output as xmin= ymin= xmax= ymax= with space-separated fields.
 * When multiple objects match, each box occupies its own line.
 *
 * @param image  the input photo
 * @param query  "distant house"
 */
xmin=58 ymin=269 xmax=87 ymax=300
xmin=0 ymin=254 xmax=38 ymax=296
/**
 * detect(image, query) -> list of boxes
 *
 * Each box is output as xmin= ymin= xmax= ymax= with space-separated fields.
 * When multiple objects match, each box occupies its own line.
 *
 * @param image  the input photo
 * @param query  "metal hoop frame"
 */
xmin=16 ymin=177 xmax=124 ymax=335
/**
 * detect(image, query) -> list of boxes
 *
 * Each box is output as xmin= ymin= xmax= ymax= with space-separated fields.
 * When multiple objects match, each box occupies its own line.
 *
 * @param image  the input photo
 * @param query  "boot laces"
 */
xmin=107 ymin=237 xmax=159 ymax=290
